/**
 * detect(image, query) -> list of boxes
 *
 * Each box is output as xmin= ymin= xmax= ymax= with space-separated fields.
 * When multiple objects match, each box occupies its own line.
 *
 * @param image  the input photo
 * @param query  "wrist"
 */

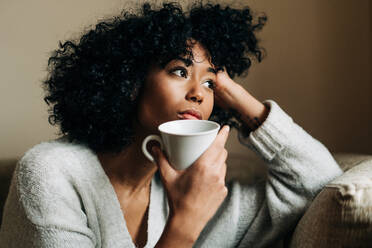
xmin=231 ymin=88 xmax=270 ymax=131
xmin=168 ymin=212 xmax=203 ymax=241
xmin=230 ymin=84 xmax=256 ymax=113
xmin=155 ymin=214 xmax=202 ymax=248
xmin=214 ymin=75 xmax=269 ymax=130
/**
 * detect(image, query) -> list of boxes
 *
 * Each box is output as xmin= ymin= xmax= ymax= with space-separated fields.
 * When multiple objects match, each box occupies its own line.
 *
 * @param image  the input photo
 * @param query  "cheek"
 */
xmin=136 ymin=83 xmax=182 ymax=130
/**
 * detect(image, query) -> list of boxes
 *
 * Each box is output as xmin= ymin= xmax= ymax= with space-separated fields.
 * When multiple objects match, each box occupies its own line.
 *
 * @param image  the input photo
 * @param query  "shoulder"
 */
xmin=20 ymin=136 xmax=91 ymax=165
xmin=13 ymin=136 xmax=98 ymax=226
xmin=17 ymin=136 xmax=95 ymax=181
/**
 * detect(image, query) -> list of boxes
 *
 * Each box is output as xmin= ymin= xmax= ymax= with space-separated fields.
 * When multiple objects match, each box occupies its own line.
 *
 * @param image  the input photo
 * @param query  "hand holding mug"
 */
xmin=151 ymin=125 xmax=230 ymax=240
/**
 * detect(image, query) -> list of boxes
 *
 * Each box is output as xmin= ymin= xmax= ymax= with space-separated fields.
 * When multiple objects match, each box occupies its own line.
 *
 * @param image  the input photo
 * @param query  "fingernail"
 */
xmin=225 ymin=125 xmax=230 ymax=132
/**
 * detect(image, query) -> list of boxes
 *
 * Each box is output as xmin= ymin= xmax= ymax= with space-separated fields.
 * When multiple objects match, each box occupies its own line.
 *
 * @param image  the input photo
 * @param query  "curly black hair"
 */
xmin=43 ymin=1 xmax=267 ymax=154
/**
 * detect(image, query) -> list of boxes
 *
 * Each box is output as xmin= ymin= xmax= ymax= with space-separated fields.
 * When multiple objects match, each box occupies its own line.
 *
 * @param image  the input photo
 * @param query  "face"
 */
xmin=136 ymin=41 xmax=217 ymax=134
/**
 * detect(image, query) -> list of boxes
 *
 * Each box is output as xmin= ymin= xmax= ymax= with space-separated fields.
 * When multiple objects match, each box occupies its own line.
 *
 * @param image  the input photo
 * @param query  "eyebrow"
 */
xmin=174 ymin=57 xmax=217 ymax=75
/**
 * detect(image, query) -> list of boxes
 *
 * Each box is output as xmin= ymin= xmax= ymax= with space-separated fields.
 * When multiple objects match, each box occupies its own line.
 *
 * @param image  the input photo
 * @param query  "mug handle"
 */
xmin=142 ymin=135 xmax=164 ymax=162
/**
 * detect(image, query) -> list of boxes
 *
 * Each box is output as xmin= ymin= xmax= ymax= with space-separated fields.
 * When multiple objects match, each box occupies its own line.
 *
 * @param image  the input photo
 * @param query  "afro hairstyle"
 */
xmin=43 ymin=1 xmax=267 ymax=154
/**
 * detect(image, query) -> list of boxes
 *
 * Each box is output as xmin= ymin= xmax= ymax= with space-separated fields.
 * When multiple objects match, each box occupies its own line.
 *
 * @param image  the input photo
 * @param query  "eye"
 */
xmin=170 ymin=67 xmax=187 ymax=78
xmin=202 ymin=80 xmax=215 ymax=90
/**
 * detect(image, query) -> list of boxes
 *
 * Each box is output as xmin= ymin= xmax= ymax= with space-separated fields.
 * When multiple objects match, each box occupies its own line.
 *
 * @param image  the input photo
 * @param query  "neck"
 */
xmin=97 ymin=134 xmax=158 ymax=199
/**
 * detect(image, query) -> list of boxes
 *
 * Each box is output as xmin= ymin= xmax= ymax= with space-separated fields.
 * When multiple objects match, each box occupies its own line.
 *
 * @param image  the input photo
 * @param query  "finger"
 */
xmin=152 ymin=147 xmax=177 ymax=183
xmin=198 ymin=125 xmax=230 ymax=162
xmin=219 ymin=162 xmax=227 ymax=178
xmin=214 ymin=125 xmax=230 ymax=148
xmin=215 ymin=148 xmax=228 ymax=165
xmin=215 ymin=148 xmax=228 ymax=176
xmin=215 ymin=67 xmax=233 ymax=87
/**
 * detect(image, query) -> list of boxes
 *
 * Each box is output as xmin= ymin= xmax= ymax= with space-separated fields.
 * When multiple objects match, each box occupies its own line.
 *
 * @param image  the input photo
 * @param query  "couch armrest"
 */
xmin=288 ymin=154 xmax=372 ymax=248
xmin=0 ymin=159 xmax=17 ymax=227
xmin=333 ymin=152 xmax=372 ymax=171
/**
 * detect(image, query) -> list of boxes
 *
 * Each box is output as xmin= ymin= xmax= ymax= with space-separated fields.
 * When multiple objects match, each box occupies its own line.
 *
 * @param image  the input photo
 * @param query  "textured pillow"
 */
xmin=289 ymin=157 xmax=372 ymax=248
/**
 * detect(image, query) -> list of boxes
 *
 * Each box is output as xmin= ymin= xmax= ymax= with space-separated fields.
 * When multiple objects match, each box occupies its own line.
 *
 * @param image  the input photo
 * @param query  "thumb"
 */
xmin=152 ymin=146 xmax=178 ymax=183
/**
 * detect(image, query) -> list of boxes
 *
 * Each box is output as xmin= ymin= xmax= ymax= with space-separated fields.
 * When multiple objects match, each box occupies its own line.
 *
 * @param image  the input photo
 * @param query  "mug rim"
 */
xmin=158 ymin=120 xmax=220 ymax=136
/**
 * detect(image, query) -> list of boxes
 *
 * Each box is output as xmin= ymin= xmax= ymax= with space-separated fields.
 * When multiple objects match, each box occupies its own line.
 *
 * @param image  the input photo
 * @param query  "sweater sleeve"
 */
xmin=234 ymin=99 xmax=343 ymax=247
xmin=0 ymin=147 xmax=96 ymax=248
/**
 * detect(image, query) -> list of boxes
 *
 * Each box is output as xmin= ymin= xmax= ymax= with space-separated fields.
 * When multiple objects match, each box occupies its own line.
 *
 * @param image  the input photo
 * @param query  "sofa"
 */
xmin=1 ymin=152 xmax=372 ymax=247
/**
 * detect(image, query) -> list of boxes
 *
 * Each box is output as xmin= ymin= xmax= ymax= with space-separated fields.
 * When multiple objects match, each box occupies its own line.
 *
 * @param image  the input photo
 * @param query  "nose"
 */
xmin=185 ymin=82 xmax=203 ymax=104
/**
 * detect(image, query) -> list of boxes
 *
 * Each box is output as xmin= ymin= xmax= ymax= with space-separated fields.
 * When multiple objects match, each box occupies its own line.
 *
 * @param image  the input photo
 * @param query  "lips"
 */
xmin=177 ymin=109 xmax=202 ymax=120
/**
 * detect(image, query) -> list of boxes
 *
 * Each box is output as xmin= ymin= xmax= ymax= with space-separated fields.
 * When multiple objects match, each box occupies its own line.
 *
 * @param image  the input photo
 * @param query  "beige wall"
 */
xmin=1 ymin=0 xmax=371 ymax=160
xmin=226 ymin=0 xmax=372 ymax=156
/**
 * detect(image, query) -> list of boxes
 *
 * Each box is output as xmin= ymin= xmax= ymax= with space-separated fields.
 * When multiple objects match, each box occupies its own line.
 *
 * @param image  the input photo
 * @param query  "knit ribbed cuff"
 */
xmin=237 ymin=99 xmax=293 ymax=161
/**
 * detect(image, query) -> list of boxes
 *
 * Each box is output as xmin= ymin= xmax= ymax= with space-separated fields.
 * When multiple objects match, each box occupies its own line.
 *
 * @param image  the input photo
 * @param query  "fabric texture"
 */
xmin=289 ymin=158 xmax=372 ymax=248
xmin=0 ymin=99 xmax=343 ymax=248
xmin=332 ymin=153 xmax=372 ymax=172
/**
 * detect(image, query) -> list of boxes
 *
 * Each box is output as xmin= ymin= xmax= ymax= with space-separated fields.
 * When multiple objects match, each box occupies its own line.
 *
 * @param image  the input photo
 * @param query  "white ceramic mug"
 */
xmin=142 ymin=120 xmax=220 ymax=170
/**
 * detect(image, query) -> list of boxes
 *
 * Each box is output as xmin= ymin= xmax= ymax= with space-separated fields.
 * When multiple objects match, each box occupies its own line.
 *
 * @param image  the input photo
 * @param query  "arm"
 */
xmin=154 ymin=214 xmax=198 ymax=248
xmin=151 ymin=126 xmax=231 ymax=247
xmin=236 ymin=99 xmax=343 ymax=247
xmin=213 ymin=69 xmax=269 ymax=133
xmin=0 ymin=152 xmax=96 ymax=247
xmin=213 ymin=70 xmax=343 ymax=247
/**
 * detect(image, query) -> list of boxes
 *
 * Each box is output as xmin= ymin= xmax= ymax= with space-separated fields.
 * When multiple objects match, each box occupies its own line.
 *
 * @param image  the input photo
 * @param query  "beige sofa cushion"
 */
xmin=333 ymin=153 xmax=372 ymax=171
xmin=289 ymin=156 xmax=372 ymax=248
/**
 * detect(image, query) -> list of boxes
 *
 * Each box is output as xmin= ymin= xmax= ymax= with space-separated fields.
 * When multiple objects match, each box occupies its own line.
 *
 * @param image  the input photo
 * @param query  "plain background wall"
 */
xmin=0 ymin=0 xmax=371 ymax=160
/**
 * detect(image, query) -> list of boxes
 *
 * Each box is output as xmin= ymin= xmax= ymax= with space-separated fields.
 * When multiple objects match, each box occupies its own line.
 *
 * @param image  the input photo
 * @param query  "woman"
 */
xmin=0 ymin=2 xmax=342 ymax=247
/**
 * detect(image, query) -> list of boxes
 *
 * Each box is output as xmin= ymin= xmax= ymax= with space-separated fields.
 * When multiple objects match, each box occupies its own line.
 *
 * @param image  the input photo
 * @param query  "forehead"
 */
xmin=170 ymin=41 xmax=215 ymax=69
xmin=189 ymin=42 xmax=211 ymax=63
xmin=147 ymin=40 xmax=216 ymax=74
